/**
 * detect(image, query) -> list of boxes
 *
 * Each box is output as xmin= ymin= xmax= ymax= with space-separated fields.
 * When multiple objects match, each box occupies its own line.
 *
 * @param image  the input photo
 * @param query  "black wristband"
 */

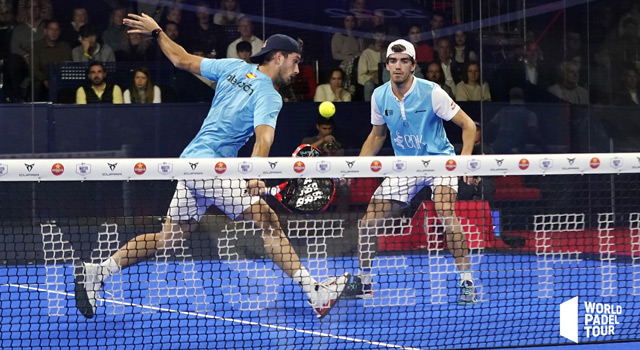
xmin=151 ymin=28 xmax=162 ymax=39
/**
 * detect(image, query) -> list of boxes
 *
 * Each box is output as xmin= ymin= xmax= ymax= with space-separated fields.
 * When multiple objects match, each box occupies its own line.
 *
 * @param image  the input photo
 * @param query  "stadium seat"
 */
xmin=378 ymin=200 xmax=495 ymax=251
xmin=493 ymin=175 xmax=541 ymax=200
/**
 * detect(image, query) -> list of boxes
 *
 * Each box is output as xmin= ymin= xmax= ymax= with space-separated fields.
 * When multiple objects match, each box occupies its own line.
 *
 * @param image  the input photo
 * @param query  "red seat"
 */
xmin=494 ymin=175 xmax=541 ymax=200
xmin=349 ymin=178 xmax=379 ymax=204
xmin=378 ymin=200 xmax=496 ymax=251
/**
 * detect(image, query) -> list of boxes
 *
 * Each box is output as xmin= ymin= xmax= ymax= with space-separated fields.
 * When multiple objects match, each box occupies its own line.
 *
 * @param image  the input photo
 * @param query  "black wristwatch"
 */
xmin=151 ymin=28 xmax=163 ymax=39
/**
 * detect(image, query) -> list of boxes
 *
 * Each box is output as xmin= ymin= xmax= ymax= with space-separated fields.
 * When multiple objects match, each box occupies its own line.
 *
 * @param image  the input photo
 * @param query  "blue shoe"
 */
xmin=457 ymin=280 xmax=477 ymax=305
xmin=342 ymin=275 xmax=373 ymax=299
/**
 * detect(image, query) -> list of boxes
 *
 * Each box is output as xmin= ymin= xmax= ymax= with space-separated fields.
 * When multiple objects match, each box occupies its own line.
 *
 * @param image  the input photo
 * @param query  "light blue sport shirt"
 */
xmin=371 ymin=77 xmax=460 ymax=156
xmin=180 ymin=59 xmax=282 ymax=158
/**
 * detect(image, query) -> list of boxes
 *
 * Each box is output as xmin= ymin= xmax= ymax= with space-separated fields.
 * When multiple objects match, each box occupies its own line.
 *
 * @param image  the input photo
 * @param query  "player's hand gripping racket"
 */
xmin=261 ymin=144 xmax=336 ymax=214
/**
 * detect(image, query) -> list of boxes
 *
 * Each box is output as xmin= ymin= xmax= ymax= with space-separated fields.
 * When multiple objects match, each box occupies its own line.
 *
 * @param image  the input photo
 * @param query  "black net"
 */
xmin=1 ymin=154 xmax=639 ymax=349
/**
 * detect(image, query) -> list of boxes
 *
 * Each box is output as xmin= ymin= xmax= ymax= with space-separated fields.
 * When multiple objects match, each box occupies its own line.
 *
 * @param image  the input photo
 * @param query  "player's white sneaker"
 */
xmin=73 ymin=261 xmax=102 ymax=319
xmin=308 ymin=273 xmax=351 ymax=319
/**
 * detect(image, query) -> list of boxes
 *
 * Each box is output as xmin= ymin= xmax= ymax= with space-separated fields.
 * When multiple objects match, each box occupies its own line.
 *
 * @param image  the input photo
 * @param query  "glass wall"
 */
xmin=0 ymin=0 xmax=638 ymax=155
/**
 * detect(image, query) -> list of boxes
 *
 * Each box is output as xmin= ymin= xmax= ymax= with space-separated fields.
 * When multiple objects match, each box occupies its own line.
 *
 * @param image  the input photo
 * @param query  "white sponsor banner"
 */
xmin=0 ymin=153 xmax=638 ymax=181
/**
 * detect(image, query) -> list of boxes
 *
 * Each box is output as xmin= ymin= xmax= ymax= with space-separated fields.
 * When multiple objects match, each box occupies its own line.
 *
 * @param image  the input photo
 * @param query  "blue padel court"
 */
xmin=2 ymin=254 xmax=640 ymax=350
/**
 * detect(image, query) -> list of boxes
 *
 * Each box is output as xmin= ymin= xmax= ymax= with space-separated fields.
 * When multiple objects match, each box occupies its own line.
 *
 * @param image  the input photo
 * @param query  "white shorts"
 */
xmin=371 ymin=176 xmax=458 ymax=205
xmin=167 ymin=179 xmax=262 ymax=221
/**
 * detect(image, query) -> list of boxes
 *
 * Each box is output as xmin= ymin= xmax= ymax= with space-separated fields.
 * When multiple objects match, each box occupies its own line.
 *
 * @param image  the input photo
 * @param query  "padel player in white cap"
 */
xmin=344 ymin=39 xmax=479 ymax=304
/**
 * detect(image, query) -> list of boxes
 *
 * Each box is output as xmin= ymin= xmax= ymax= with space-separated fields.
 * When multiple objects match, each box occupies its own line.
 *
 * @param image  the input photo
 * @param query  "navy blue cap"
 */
xmin=250 ymin=34 xmax=301 ymax=63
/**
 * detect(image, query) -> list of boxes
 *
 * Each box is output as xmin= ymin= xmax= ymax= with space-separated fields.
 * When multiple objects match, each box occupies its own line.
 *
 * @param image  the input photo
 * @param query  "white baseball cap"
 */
xmin=386 ymin=39 xmax=416 ymax=60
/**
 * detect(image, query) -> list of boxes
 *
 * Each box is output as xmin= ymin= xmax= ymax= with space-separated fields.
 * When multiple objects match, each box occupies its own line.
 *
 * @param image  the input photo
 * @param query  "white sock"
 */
xmin=460 ymin=271 xmax=473 ymax=283
xmin=292 ymin=267 xmax=317 ymax=299
xmin=360 ymin=269 xmax=372 ymax=285
xmin=99 ymin=257 xmax=121 ymax=282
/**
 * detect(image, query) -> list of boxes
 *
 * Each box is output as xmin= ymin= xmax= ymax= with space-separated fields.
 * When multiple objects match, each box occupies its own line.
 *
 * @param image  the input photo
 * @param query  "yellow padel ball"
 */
xmin=318 ymin=101 xmax=336 ymax=118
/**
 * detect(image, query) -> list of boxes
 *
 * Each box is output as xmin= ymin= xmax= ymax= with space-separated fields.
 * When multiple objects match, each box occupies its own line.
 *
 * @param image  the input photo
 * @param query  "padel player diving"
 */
xmin=73 ymin=13 xmax=350 ymax=319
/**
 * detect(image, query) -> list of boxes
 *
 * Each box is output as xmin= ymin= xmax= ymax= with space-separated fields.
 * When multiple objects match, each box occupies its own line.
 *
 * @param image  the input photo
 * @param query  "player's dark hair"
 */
xmin=385 ymin=44 xmax=416 ymax=64
xmin=316 ymin=115 xmax=334 ymax=126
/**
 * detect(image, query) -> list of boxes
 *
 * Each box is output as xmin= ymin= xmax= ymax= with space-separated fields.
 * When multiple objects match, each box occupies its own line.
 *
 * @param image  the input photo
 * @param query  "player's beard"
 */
xmin=274 ymin=73 xmax=292 ymax=89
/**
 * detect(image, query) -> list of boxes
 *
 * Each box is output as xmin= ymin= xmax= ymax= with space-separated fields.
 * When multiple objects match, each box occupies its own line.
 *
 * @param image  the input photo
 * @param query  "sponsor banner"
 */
xmin=0 ymin=154 xmax=638 ymax=181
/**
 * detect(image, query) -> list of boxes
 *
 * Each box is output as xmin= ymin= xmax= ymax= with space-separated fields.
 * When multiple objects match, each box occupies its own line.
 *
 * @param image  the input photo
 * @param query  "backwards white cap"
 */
xmin=386 ymin=39 xmax=416 ymax=60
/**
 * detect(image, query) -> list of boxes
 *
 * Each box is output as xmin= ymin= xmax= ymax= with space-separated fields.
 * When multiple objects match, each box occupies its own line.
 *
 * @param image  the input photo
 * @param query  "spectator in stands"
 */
xmin=102 ymin=7 xmax=127 ymax=53
xmin=434 ymin=37 xmax=461 ymax=98
xmin=425 ymin=61 xmax=453 ymax=97
xmin=407 ymin=25 xmax=433 ymax=64
xmin=184 ymin=1 xmax=225 ymax=59
xmin=610 ymin=17 xmax=640 ymax=67
xmin=547 ymin=61 xmax=589 ymax=105
xmin=0 ymin=0 xmax=15 ymax=61
xmin=60 ymin=7 xmax=88 ymax=48
xmin=164 ymin=21 xmax=180 ymax=43
xmin=0 ymin=0 xmax=15 ymax=101
xmin=160 ymin=5 xmax=182 ymax=28
xmin=72 ymin=24 xmax=115 ymax=62
xmin=302 ymin=115 xmax=344 ymax=156
xmin=456 ymin=62 xmax=491 ymax=101
xmin=515 ymin=42 xmax=545 ymax=87
xmin=123 ymin=67 xmax=161 ymax=104
xmin=453 ymin=30 xmax=477 ymax=65
xmin=301 ymin=115 xmax=350 ymax=211
xmin=138 ymin=0 xmax=183 ymax=23
xmin=314 ymin=68 xmax=352 ymax=102
xmin=371 ymin=10 xmax=400 ymax=38
xmin=613 ymin=66 xmax=639 ymax=106
xmin=457 ymin=121 xmax=495 ymax=207
xmin=9 ymin=0 xmax=51 ymax=102
xmin=349 ymin=0 xmax=372 ymax=32
xmin=116 ymin=32 xmax=153 ymax=62
xmin=358 ymin=25 xmax=385 ymax=101
xmin=331 ymin=14 xmax=364 ymax=65
xmin=235 ymin=40 xmax=252 ymax=63
xmin=226 ymin=18 xmax=263 ymax=59
xmin=332 ymin=15 xmax=364 ymax=94
xmin=489 ymin=87 xmax=543 ymax=154
xmin=213 ymin=0 xmax=243 ymax=26
xmin=75 ymin=61 xmax=123 ymax=104
xmin=429 ymin=12 xmax=445 ymax=46
xmin=32 ymin=19 xmax=71 ymax=101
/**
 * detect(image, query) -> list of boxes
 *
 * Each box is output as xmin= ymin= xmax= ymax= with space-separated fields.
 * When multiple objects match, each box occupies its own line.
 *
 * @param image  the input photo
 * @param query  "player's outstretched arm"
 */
xmin=359 ymin=124 xmax=388 ymax=157
xmin=124 ymin=13 xmax=203 ymax=76
xmin=450 ymin=110 xmax=476 ymax=156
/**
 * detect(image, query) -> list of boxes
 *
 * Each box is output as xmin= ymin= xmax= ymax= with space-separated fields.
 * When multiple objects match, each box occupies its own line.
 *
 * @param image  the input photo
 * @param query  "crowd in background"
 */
xmin=0 ymin=0 xmax=638 ymax=107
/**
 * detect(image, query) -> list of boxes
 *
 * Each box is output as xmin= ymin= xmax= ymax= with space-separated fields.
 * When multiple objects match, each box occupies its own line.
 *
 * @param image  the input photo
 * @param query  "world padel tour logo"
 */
xmin=370 ymin=160 xmax=382 ymax=172
xmin=445 ymin=159 xmax=457 ymax=171
xmin=560 ymin=297 xmax=623 ymax=343
xmin=293 ymin=161 xmax=305 ymax=173
xmin=238 ymin=161 xmax=253 ymax=174
xmin=316 ymin=161 xmax=330 ymax=173
xmin=519 ymin=158 xmax=530 ymax=170
xmin=0 ymin=164 xmax=7 ymax=176
xmin=539 ymin=158 xmax=553 ymax=170
xmin=215 ymin=162 xmax=227 ymax=174
xmin=76 ymin=163 xmax=91 ymax=176
xmin=51 ymin=163 xmax=64 ymax=176
xmin=467 ymin=159 xmax=480 ymax=171
xmin=134 ymin=162 xmax=147 ymax=175
xmin=610 ymin=157 xmax=623 ymax=169
xmin=158 ymin=162 xmax=173 ymax=175
xmin=393 ymin=160 xmax=407 ymax=172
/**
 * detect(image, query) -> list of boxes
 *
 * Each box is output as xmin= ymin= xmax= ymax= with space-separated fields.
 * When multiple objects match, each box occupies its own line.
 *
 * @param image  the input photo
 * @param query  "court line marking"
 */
xmin=2 ymin=282 xmax=423 ymax=350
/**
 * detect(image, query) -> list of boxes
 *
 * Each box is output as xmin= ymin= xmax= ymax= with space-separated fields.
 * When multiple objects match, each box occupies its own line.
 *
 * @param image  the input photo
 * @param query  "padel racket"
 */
xmin=264 ymin=144 xmax=336 ymax=214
